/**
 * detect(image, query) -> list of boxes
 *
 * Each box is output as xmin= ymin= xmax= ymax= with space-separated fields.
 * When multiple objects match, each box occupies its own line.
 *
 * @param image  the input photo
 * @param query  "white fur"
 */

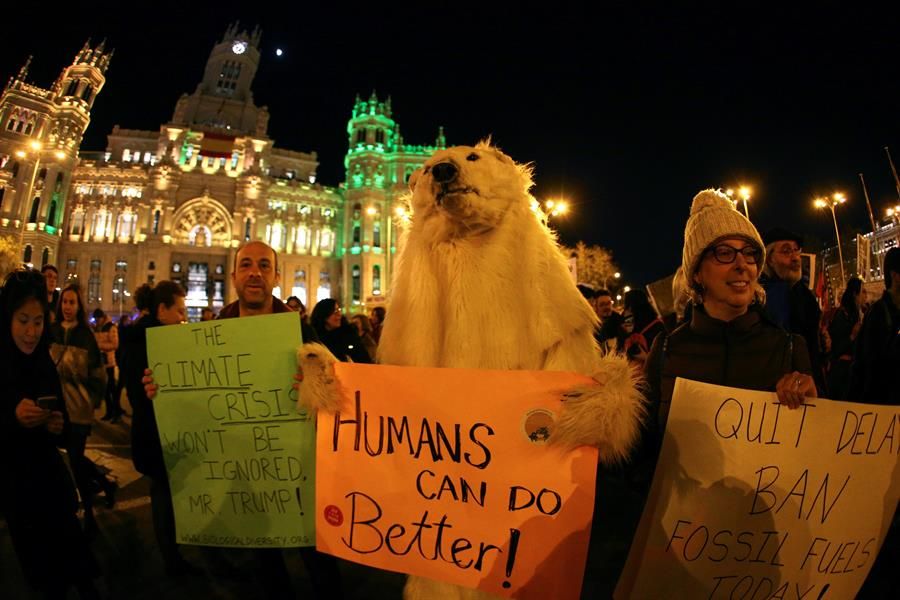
xmin=296 ymin=342 xmax=343 ymax=413
xmin=299 ymin=143 xmax=645 ymax=600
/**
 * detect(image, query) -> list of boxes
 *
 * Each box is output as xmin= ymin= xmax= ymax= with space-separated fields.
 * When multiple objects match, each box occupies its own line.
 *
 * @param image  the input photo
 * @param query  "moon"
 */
xmin=275 ymin=48 xmax=283 ymax=57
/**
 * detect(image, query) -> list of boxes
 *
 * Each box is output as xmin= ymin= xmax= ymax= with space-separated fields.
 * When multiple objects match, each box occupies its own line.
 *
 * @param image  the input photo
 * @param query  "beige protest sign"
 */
xmin=316 ymin=363 xmax=599 ymax=599
xmin=617 ymin=378 xmax=899 ymax=599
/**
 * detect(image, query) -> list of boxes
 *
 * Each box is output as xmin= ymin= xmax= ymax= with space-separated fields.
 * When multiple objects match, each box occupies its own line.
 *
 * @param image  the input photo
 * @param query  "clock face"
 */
xmin=232 ymin=41 xmax=247 ymax=55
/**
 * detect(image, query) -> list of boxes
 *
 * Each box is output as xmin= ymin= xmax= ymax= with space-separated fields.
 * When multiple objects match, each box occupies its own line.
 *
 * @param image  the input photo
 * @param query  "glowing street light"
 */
xmin=724 ymin=185 xmax=752 ymax=218
xmin=543 ymin=198 xmax=570 ymax=218
xmin=814 ymin=192 xmax=848 ymax=288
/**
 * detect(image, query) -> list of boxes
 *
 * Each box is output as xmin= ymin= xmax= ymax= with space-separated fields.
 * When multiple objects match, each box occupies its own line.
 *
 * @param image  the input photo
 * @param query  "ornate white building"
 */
xmin=0 ymin=25 xmax=444 ymax=319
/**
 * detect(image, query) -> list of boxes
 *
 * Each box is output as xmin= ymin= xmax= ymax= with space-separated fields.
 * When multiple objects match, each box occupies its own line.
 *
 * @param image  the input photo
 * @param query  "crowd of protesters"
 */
xmin=1 ymin=187 xmax=897 ymax=597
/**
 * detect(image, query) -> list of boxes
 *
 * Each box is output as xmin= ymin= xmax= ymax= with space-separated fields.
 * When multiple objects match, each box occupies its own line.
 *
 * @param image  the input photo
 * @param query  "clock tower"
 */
xmin=167 ymin=23 xmax=269 ymax=137
xmin=197 ymin=22 xmax=261 ymax=102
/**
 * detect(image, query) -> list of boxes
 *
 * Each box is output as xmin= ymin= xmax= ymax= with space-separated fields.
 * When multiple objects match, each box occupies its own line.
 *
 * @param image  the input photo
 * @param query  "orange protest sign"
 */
xmin=316 ymin=363 xmax=599 ymax=599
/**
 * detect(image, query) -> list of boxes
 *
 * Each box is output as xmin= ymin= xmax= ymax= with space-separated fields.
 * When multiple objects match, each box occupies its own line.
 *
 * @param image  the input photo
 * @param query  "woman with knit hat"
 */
xmin=644 ymin=189 xmax=817 ymax=434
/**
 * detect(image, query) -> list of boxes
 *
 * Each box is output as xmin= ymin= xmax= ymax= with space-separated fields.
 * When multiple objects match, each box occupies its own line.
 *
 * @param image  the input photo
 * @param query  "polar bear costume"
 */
xmin=299 ymin=142 xmax=644 ymax=599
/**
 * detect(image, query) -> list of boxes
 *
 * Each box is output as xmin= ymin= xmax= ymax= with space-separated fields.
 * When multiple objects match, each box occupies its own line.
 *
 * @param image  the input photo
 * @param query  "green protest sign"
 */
xmin=146 ymin=312 xmax=315 ymax=548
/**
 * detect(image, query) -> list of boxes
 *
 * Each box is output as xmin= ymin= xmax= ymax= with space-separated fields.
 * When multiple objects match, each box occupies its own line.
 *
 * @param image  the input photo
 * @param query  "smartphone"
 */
xmin=36 ymin=395 xmax=59 ymax=411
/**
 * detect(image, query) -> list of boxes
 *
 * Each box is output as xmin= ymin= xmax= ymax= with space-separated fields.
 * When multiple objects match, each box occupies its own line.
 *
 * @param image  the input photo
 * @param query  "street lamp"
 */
xmin=544 ymin=198 xmax=569 ymax=218
xmin=724 ymin=186 xmax=752 ymax=219
xmin=112 ymin=287 xmax=131 ymax=318
xmin=814 ymin=192 xmax=848 ymax=288
xmin=887 ymin=205 xmax=900 ymax=223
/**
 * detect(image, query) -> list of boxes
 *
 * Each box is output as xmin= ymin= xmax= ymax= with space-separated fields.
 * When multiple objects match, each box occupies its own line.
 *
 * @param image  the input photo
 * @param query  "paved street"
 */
xmin=0 ymin=406 xmax=405 ymax=599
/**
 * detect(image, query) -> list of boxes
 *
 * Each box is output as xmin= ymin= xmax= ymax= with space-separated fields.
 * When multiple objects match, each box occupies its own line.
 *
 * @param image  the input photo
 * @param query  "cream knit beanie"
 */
xmin=682 ymin=189 xmax=765 ymax=280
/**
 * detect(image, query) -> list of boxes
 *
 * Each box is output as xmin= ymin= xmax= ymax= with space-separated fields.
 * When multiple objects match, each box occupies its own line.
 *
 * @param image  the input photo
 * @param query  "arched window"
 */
xmin=152 ymin=210 xmax=161 ymax=235
xmin=92 ymin=209 xmax=109 ymax=240
xmin=372 ymin=265 xmax=381 ymax=295
xmin=65 ymin=80 xmax=79 ymax=96
xmin=54 ymin=173 xmax=64 ymax=193
xmin=41 ymin=247 xmax=50 ymax=267
xmin=319 ymin=229 xmax=334 ymax=253
xmin=189 ymin=225 xmax=211 ymax=247
xmin=71 ymin=209 xmax=85 ymax=235
xmin=352 ymin=203 xmax=362 ymax=245
xmin=28 ymin=197 xmax=40 ymax=223
xmin=11 ymin=162 xmax=20 ymax=178
xmin=117 ymin=211 xmax=136 ymax=241
xmin=244 ymin=217 xmax=252 ymax=241
xmin=317 ymin=270 xmax=331 ymax=302
xmin=81 ymin=84 xmax=93 ymax=102
xmin=47 ymin=200 xmax=57 ymax=227
xmin=88 ymin=259 xmax=101 ymax=304
xmin=292 ymin=269 xmax=307 ymax=306
xmin=352 ymin=265 xmax=361 ymax=302
xmin=267 ymin=221 xmax=283 ymax=250
xmin=295 ymin=225 xmax=309 ymax=253
xmin=373 ymin=220 xmax=381 ymax=248
xmin=23 ymin=245 xmax=33 ymax=263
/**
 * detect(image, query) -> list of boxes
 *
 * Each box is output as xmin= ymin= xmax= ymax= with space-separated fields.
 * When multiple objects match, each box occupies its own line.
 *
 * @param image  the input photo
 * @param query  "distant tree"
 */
xmin=561 ymin=241 xmax=620 ymax=290
xmin=0 ymin=235 xmax=21 ymax=280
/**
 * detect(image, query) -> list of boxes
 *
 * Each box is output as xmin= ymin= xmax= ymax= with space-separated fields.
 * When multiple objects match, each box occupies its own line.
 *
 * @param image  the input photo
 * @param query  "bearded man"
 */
xmin=760 ymin=227 xmax=824 ymax=392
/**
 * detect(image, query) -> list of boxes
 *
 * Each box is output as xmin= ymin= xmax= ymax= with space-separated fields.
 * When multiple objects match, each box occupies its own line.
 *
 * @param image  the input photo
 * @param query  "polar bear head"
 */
xmin=407 ymin=141 xmax=535 ymax=242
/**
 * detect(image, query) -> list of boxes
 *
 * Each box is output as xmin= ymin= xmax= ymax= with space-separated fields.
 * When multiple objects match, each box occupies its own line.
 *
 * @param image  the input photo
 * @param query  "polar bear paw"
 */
xmin=551 ymin=352 xmax=647 ymax=465
xmin=296 ymin=342 xmax=344 ymax=413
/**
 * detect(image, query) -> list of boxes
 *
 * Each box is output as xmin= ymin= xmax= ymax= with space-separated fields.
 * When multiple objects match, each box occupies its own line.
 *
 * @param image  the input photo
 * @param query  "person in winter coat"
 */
xmin=0 ymin=269 xmax=102 ymax=599
xmin=758 ymin=227 xmax=824 ymax=393
xmin=849 ymin=247 xmax=900 ymax=405
xmin=50 ymin=283 xmax=116 ymax=534
xmin=92 ymin=307 xmax=123 ymax=422
xmin=121 ymin=280 xmax=196 ymax=576
xmin=350 ymin=313 xmax=378 ymax=361
xmin=826 ymin=277 xmax=865 ymax=399
xmin=310 ymin=298 xmax=373 ymax=364
xmin=621 ymin=288 xmax=665 ymax=366
xmin=646 ymin=191 xmax=816 ymax=434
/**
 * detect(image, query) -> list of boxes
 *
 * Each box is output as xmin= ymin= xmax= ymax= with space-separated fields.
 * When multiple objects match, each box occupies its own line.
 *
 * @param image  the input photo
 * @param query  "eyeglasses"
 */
xmin=706 ymin=244 xmax=762 ymax=265
xmin=775 ymin=245 xmax=802 ymax=256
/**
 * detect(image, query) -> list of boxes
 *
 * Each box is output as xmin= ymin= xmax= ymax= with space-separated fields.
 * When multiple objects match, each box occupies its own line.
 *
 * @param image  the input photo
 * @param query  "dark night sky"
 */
xmin=3 ymin=2 xmax=898 ymax=287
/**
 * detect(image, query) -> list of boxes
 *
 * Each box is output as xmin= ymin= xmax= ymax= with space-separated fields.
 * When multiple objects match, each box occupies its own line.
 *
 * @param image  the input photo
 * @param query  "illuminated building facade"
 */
xmin=0 ymin=25 xmax=444 ymax=319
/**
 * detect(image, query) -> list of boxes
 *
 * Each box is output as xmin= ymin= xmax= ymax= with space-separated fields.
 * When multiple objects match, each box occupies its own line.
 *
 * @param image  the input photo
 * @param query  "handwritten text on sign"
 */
xmin=316 ymin=364 xmax=599 ymax=599
xmin=147 ymin=312 xmax=315 ymax=548
xmin=616 ymin=378 xmax=899 ymax=599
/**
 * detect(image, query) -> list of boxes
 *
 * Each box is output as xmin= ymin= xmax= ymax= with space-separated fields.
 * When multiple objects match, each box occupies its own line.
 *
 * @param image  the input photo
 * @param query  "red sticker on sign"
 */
xmin=324 ymin=505 xmax=343 ymax=526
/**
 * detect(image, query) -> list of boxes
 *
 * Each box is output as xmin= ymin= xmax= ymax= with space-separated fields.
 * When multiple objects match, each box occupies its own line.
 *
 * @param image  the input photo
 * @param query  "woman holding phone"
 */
xmin=0 ymin=269 xmax=101 ymax=598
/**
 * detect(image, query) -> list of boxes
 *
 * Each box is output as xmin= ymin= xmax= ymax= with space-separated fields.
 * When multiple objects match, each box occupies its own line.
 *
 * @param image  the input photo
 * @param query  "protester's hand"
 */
xmin=775 ymin=371 xmax=816 ymax=409
xmin=292 ymin=367 xmax=304 ymax=393
xmin=16 ymin=399 xmax=49 ymax=428
xmin=46 ymin=411 xmax=65 ymax=434
xmin=143 ymin=368 xmax=158 ymax=400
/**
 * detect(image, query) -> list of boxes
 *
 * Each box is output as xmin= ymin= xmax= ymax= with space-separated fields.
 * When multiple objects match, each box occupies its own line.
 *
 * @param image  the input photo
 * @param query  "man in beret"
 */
xmin=760 ymin=227 xmax=824 ymax=392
